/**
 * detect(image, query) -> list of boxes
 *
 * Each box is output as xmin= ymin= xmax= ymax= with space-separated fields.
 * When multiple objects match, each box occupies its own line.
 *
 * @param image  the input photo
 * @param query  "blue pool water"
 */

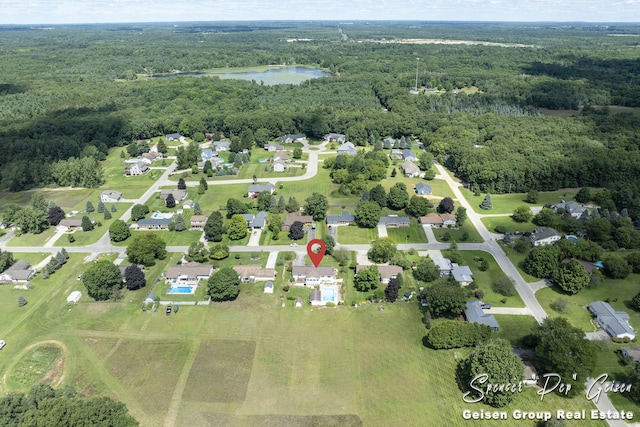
xmin=259 ymin=158 xmax=267 ymax=163
xmin=322 ymin=288 xmax=335 ymax=302
xmin=168 ymin=286 xmax=194 ymax=294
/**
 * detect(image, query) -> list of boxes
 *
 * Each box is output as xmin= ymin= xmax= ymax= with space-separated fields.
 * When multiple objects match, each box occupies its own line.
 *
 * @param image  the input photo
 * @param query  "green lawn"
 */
xmin=492 ymin=315 xmax=539 ymax=346
xmin=460 ymin=187 xmax=583 ymax=215
xmin=6 ymin=228 xmax=57 ymax=247
xmin=337 ymin=225 xmax=377 ymax=244
xmin=431 ymin=222 xmax=484 ymax=243
xmin=386 ymin=219 xmax=428 ymax=244
xmin=481 ymin=215 xmax=537 ymax=234
xmin=502 ymin=244 xmax=541 ymax=283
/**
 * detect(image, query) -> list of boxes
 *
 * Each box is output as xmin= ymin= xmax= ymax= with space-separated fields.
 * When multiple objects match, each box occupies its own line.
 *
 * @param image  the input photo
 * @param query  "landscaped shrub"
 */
xmin=550 ymin=298 xmax=568 ymax=313
xmin=426 ymin=320 xmax=491 ymax=349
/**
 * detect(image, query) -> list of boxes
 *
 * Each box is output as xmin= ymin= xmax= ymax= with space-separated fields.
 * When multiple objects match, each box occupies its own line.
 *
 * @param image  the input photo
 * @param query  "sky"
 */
xmin=1 ymin=0 xmax=639 ymax=25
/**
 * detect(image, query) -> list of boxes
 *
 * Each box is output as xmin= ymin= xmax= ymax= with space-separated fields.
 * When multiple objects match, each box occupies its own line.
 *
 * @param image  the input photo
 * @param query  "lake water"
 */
xmin=155 ymin=67 xmax=331 ymax=85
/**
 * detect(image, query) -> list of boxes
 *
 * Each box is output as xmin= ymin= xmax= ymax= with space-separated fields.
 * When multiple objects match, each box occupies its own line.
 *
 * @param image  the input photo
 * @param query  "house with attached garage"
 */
xmin=337 ymin=141 xmax=358 ymax=155
xmin=273 ymin=151 xmax=290 ymax=162
xmin=241 ymin=211 xmax=268 ymax=229
xmin=265 ymin=142 xmax=284 ymax=152
xmin=588 ymin=301 xmax=636 ymax=340
xmin=414 ymin=183 xmax=432 ymax=196
xmin=200 ymin=148 xmax=217 ymax=162
xmin=378 ymin=215 xmax=410 ymax=228
xmin=160 ymin=189 xmax=187 ymax=202
xmin=280 ymin=134 xmax=306 ymax=144
xmin=530 ymin=227 xmax=561 ymax=246
xmin=56 ymin=219 xmax=83 ymax=231
xmin=100 ymin=190 xmax=122 ymax=203
xmin=356 ymin=264 xmax=403 ymax=285
xmin=138 ymin=218 xmax=171 ymax=230
xmin=401 ymin=160 xmax=421 ymax=178
xmin=233 ymin=265 xmax=276 ymax=282
xmin=273 ymin=159 xmax=287 ymax=172
xmin=213 ymin=140 xmax=230 ymax=151
xmin=164 ymin=262 xmax=213 ymax=285
xmin=248 ymin=183 xmax=275 ymax=198
xmin=419 ymin=213 xmax=456 ymax=228
xmin=125 ymin=161 xmax=149 ymax=176
xmin=465 ymin=300 xmax=499 ymax=331
xmin=292 ymin=265 xmax=338 ymax=286
xmin=402 ymin=149 xmax=417 ymax=162
xmin=283 ymin=213 xmax=313 ymax=230
xmin=0 ymin=260 xmax=36 ymax=284
xmin=326 ymin=211 xmax=355 ymax=226
xmin=165 ymin=133 xmax=184 ymax=141
xmin=324 ymin=133 xmax=346 ymax=143
xmin=553 ymin=200 xmax=589 ymax=219
xmin=190 ymin=215 xmax=207 ymax=230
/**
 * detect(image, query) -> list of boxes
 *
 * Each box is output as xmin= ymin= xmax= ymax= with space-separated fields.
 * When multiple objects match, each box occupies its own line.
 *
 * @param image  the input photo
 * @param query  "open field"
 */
xmin=460 ymin=188 xmax=581 ymax=215
xmin=481 ymin=215 xmax=536 ymax=234
xmin=386 ymin=219 xmax=428 ymax=244
xmin=432 ymin=222 xmax=483 ymax=243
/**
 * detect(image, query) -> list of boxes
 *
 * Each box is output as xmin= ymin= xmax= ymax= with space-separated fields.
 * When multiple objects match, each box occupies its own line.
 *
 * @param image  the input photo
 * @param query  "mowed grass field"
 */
xmin=0 ymin=251 xmax=611 ymax=427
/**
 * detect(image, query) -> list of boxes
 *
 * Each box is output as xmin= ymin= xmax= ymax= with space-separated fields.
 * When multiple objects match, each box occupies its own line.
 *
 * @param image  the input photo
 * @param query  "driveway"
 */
xmin=247 ymin=229 xmax=262 ymax=246
xmin=377 ymin=225 xmax=388 ymax=237
xmin=422 ymin=225 xmax=436 ymax=243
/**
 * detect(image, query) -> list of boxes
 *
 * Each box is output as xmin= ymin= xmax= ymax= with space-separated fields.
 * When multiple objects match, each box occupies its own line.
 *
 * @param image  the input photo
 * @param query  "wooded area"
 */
xmin=1 ymin=21 xmax=639 ymax=192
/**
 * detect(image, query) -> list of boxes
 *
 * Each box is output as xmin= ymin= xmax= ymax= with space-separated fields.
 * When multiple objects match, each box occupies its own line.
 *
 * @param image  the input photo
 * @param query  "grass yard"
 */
xmin=460 ymin=187 xmax=582 ymax=215
xmin=337 ymin=225 xmax=377 ymax=244
xmin=431 ymin=222 xmax=483 ymax=243
xmin=386 ymin=219 xmax=428 ymax=244
xmin=502 ymin=245 xmax=541 ymax=283
xmin=481 ymin=215 xmax=536 ymax=234
xmin=4 ymin=343 xmax=64 ymax=390
xmin=492 ymin=315 xmax=539 ymax=347
xmin=7 ymin=228 xmax=57 ymax=247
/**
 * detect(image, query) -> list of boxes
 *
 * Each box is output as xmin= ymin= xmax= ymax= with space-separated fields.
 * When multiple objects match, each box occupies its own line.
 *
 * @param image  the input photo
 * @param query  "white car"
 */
xmin=0 ymin=340 xmax=5 ymax=350
xmin=290 ymin=243 xmax=298 ymax=247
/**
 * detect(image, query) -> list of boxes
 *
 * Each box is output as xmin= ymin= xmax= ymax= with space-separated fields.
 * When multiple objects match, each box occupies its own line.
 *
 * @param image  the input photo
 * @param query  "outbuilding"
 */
xmin=67 ymin=291 xmax=82 ymax=304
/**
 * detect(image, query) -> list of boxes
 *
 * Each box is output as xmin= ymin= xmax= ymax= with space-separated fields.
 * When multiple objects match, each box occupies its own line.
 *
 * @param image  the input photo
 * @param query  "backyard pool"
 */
xmin=151 ymin=212 xmax=174 ymax=219
xmin=322 ymin=287 xmax=335 ymax=302
xmin=167 ymin=286 xmax=196 ymax=294
xmin=259 ymin=158 xmax=267 ymax=163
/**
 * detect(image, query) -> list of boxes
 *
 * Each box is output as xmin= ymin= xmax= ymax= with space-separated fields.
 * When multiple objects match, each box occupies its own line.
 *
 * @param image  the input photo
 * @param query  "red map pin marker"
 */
xmin=306 ymin=239 xmax=326 ymax=268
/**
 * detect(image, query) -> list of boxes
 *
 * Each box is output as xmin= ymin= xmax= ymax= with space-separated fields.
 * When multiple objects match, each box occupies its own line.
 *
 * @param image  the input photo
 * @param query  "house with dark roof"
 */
xmin=588 ymin=301 xmax=636 ymax=339
xmin=248 ymin=183 xmax=275 ymax=198
xmin=401 ymin=160 xmax=421 ymax=178
xmin=0 ymin=260 xmax=35 ymax=284
xmin=138 ymin=218 xmax=171 ymax=230
xmin=160 ymin=189 xmax=187 ymax=202
xmin=465 ymin=300 xmax=499 ymax=331
xmin=283 ymin=213 xmax=313 ymax=230
xmin=164 ymin=262 xmax=213 ymax=285
xmin=165 ymin=133 xmax=183 ymax=141
xmin=280 ymin=134 xmax=306 ymax=143
xmin=337 ymin=141 xmax=357 ymax=155
xmin=241 ymin=211 xmax=268 ymax=229
xmin=233 ymin=265 xmax=276 ymax=282
xmin=554 ymin=200 xmax=589 ymax=219
xmin=100 ymin=190 xmax=123 ymax=203
xmin=452 ymin=265 xmax=474 ymax=286
xmin=378 ymin=215 xmax=410 ymax=228
xmin=621 ymin=347 xmax=640 ymax=363
xmin=326 ymin=211 xmax=355 ymax=226
xmin=324 ymin=133 xmax=346 ymax=143
xmin=530 ymin=227 xmax=561 ymax=246
xmin=414 ymin=183 xmax=432 ymax=195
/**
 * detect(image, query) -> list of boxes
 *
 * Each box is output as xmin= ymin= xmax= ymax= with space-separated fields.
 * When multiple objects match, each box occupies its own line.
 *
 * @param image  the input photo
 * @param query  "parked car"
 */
xmin=481 ymin=303 xmax=491 ymax=310
xmin=166 ymin=305 xmax=172 ymax=316
xmin=290 ymin=243 xmax=298 ymax=247
xmin=0 ymin=340 xmax=5 ymax=350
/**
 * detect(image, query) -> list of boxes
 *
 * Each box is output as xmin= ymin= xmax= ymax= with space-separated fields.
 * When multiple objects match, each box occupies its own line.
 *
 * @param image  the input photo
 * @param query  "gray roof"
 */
xmin=402 ymin=149 xmax=417 ymax=160
xmin=213 ymin=141 xmax=230 ymax=149
xmin=248 ymin=184 xmax=275 ymax=194
xmin=251 ymin=211 xmax=268 ymax=228
xmin=292 ymin=265 xmax=335 ymax=278
xmin=337 ymin=141 xmax=357 ymax=155
xmin=433 ymin=257 xmax=452 ymax=272
xmin=138 ymin=218 xmax=171 ymax=227
xmin=201 ymin=148 xmax=215 ymax=161
xmin=378 ymin=215 xmax=410 ymax=227
xmin=589 ymin=301 xmax=635 ymax=338
xmin=326 ymin=211 xmax=355 ymax=224
xmin=531 ymin=227 xmax=561 ymax=242
xmin=401 ymin=160 xmax=421 ymax=175
xmin=310 ymin=289 xmax=322 ymax=302
xmin=465 ymin=301 xmax=499 ymax=330
xmin=101 ymin=190 xmax=123 ymax=199
xmin=415 ymin=183 xmax=432 ymax=194
xmin=165 ymin=133 xmax=183 ymax=140
xmin=280 ymin=133 xmax=306 ymax=142
xmin=1 ymin=260 xmax=35 ymax=281
xmin=452 ymin=265 xmax=473 ymax=283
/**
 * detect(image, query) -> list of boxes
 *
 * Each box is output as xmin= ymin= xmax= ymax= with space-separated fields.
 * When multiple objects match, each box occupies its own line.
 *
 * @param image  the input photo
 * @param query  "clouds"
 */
xmin=0 ymin=0 xmax=638 ymax=24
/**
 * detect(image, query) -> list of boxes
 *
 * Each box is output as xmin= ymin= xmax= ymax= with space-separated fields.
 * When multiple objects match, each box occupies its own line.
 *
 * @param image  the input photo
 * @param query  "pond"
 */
xmin=154 ymin=66 xmax=332 ymax=85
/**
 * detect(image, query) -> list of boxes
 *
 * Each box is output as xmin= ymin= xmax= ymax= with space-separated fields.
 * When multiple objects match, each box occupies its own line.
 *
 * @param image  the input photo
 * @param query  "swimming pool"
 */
xmin=151 ymin=212 xmax=174 ymax=219
xmin=322 ymin=287 xmax=335 ymax=302
xmin=167 ymin=286 xmax=195 ymax=294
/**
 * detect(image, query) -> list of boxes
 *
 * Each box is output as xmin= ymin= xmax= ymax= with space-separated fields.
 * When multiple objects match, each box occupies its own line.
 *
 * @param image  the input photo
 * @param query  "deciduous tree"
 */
xmin=109 ymin=219 xmax=131 ymax=242
xmin=421 ymin=281 xmax=467 ymax=317
xmin=131 ymin=204 xmax=149 ymax=221
xmin=367 ymin=237 xmax=397 ymax=263
xmin=304 ymin=192 xmax=329 ymax=221
xmin=354 ymin=265 xmax=379 ymax=292
xmin=227 ymin=214 xmax=248 ymax=240
xmin=204 ymin=211 xmax=225 ymax=241
xmin=355 ymin=201 xmax=381 ymax=228
xmin=83 ymin=259 xmax=122 ymax=301
xmin=437 ymin=197 xmax=454 ymax=214
xmin=124 ymin=265 xmax=145 ymax=290
xmin=207 ymin=267 xmax=240 ymax=301
xmin=126 ymin=232 xmax=166 ymax=266
xmin=555 ymin=259 xmax=590 ymax=294
xmin=288 ymin=221 xmax=305 ymax=240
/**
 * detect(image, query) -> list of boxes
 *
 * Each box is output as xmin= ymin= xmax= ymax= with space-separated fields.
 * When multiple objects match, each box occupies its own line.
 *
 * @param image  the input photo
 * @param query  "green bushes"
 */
xmin=426 ymin=320 xmax=491 ymax=349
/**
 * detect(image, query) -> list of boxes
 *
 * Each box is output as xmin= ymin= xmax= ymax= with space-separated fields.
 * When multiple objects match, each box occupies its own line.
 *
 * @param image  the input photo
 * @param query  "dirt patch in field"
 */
xmin=41 ymin=357 xmax=64 ymax=387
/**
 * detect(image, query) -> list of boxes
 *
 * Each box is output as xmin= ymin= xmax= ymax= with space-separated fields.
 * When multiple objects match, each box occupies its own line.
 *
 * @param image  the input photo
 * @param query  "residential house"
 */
xmin=465 ymin=300 xmax=499 ymax=331
xmin=248 ymin=183 xmax=275 ymax=198
xmin=621 ymin=348 xmax=640 ymax=363
xmin=213 ymin=141 xmax=230 ymax=151
xmin=233 ymin=265 xmax=276 ymax=282
xmin=419 ymin=213 xmax=456 ymax=228
xmin=326 ymin=211 xmax=355 ymax=226
xmin=160 ymin=189 xmax=187 ymax=202
xmin=554 ymin=200 xmax=589 ymax=219
xmin=264 ymin=281 xmax=274 ymax=294
xmin=265 ymin=142 xmax=284 ymax=152
xmin=56 ymin=219 xmax=83 ymax=231
xmin=337 ymin=141 xmax=357 ymax=155
xmin=378 ymin=215 xmax=410 ymax=228
xmin=452 ymin=265 xmax=474 ymax=286
xmin=274 ymin=151 xmax=290 ymax=162
xmin=164 ymin=262 xmax=213 ymax=285
xmin=141 ymin=151 xmax=161 ymax=164
xmin=292 ymin=265 xmax=337 ymax=286
xmin=356 ymin=264 xmax=403 ymax=284
xmin=280 ymin=134 xmax=306 ymax=143
xmin=182 ymin=200 xmax=194 ymax=209
xmin=402 ymin=149 xmax=417 ymax=162
xmin=389 ymin=149 xmax=403 ymax=160
xmin=273 ymin=159 xmax=287 ymax=172
xmin=324 ymin=133 xmax=346 ymax=143
xmin=138 ymin=218 xmax=171 ymax=230
xmin=283 ymin=213 xmax=313 ymax=230
xmin=205 ymin=133 xmax=215 ymax=141
xmin=530 ymin=227 xmax=561 ymax=246
xmin=588 ymin=301 xmax=636 ymax=340
xmin=401 ymin=160 xmax=421 ymax=178
xmin=414 ymin=183 xmax=432 ymax=195
xmin=201 ymin=148 xmax=217 ymax=162
xmin=125 ymin=161 xmax=149 ymax=176
xmin=100 ymin=190 xmax=122 ymax=203
xmin=0 ymin=260 xmax=36 ymax=284
xmin=433 ymin=257 xmax=453 ymax=278
xmin=241 ymin=211 xmax=268 ymax=229
xmin=190 ymin=215 xmax=207 ymax=230
xmin=165 ymin=133 xmax=183 ymax=141
xmin=383 ymin=137 xmax=397 ymax=148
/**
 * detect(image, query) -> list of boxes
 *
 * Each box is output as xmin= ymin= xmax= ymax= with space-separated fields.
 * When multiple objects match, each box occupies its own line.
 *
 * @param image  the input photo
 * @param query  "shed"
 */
xmin=295 ymin=297 xmax=303 ymax=308
xmin=264 ymin=281 xmax=274 ymax=294
xmin=67 ymin=291 xmax=82 ymax=303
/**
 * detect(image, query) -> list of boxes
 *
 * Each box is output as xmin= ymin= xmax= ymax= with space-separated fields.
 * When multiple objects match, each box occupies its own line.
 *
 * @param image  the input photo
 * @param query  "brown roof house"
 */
xmin=419 ymin=213 xmax=456 ymax=228
xmin=233 ymin=265 xmax=276 ymax=282
xmin=190 ymin=215 xmax=207 ymax=230
xmin=355 ymin=265 xmax=403 ymax=285
xmin=283 ymin=213 xmax=313 ymax=230
xmin=56 ymin=219 xmax=83 ymax=231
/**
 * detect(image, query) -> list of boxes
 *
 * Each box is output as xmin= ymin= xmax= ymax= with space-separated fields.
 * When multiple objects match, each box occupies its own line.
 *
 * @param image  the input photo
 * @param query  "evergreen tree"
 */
xmin=277 ymin=195 xmax=286 ymax=213
xmin=111 ymin=204 xmax=117 ymax=212
xmin=81 ymin=216 xmax=94 ymax=231
xmin=177 ymin=177 xmax=186 ymax=190
xmin=173 ymin=214 xmax=186 ymax=231
xmin=479 ymin=194 xmax=493 ymax=210
xmin=199 ymin=176 xmax=208 ymax=190
xmin=103 ymin=209 xmax=112 ymax=220
xmin=165 ymin=193 xmax=176 ymax=208
xmin=193 ymin=201 xmax=202 ymax=215
xmin=97 ymin=201 xmax=105 ymax=213
xmin=86 ymin=201 xmax=95 ymax=213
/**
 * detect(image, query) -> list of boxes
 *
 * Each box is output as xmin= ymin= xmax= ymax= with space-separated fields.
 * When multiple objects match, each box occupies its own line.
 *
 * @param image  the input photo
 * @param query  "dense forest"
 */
xmin=0 ymin=21 xmax=640 ymax=192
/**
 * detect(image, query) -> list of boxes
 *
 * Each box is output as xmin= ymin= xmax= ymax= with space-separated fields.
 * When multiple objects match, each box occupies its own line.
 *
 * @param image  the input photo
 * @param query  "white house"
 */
xmin=264 ymin=281 xmax=274 ymax=294
xmin=233 ymin=265 xmax=276 ymax=282
xmin=530 ymin=227 xmax=561 ymax=246
xmin=125 ymin=161 xmax=149 ymax=176
xmin=248 ymin=183 xmax=275 ymax=198
xmin=292 ymin=265 xmax=337 ymax=286
xmin=100 ymin=191 xmax=122 ymax=203
xmin=273 ymin=159 xmax=286 ymax=172
xmin=164 ymin=262 xmax=213 ymax=285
